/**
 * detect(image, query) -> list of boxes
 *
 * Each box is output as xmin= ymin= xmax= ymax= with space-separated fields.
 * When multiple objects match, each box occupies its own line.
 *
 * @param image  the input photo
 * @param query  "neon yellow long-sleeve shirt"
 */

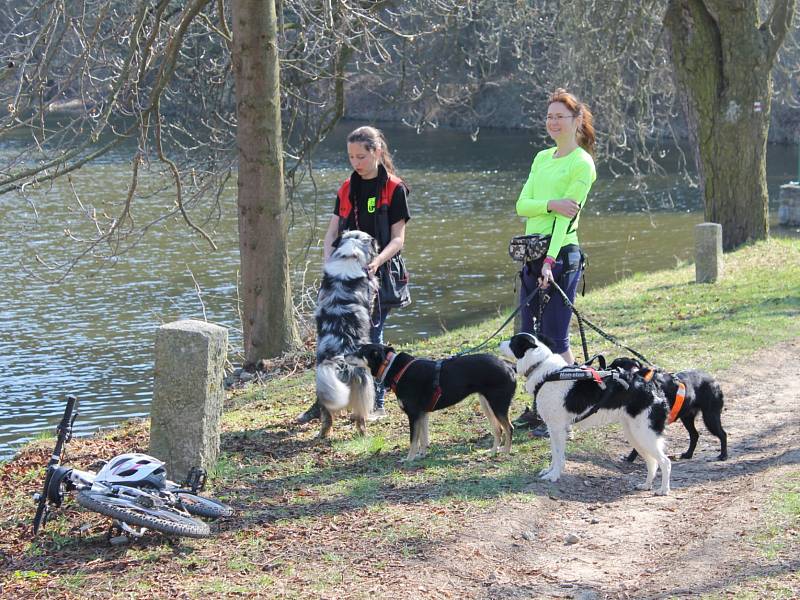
xmin=515 ymin=146 xmax=596 ymax=259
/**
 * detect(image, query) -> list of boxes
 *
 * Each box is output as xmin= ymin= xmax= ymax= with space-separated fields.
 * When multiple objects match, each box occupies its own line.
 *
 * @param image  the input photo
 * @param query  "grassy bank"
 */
xmin=1 ymin=238 xmax=799 ymax=598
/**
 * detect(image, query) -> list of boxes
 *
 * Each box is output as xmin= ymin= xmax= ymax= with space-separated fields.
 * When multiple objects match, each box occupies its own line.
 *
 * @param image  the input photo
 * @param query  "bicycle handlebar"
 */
xmin=33 ymin=395 xmax=79 ymax=536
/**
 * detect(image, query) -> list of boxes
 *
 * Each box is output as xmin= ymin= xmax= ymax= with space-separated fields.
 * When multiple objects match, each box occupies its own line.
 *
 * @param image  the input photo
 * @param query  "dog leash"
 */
xmin=546 ymin=280 xmax=653 ymax=366
xmin=452 ymin=285 xmax=540 ymax=356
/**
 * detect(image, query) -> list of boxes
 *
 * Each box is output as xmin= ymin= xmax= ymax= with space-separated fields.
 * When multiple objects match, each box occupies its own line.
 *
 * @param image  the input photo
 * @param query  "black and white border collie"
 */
xmin=500 ymin=333 xmax=672 ymax=495
xmin=315 ymin=230 xmax=379 ymax=438
xmin=608 ymin=357 xmax=728 ymax=462
xmin=354 ymin=343 xmax=517 ymax=461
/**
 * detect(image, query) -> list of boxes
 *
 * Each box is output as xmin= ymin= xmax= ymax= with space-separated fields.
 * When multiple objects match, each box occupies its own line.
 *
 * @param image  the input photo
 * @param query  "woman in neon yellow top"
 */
xmin=516 ymin=88 xmax=596 ymax=365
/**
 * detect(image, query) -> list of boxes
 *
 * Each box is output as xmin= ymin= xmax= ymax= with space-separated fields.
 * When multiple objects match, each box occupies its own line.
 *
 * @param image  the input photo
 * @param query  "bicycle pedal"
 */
xmin=184 ymin=467 xmax=207 ymax=493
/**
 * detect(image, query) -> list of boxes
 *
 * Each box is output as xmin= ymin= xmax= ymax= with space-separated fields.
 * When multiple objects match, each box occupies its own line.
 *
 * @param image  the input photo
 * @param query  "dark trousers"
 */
xmin=519 ymin=246 xmax=583 ymax=355
xmin=370 ymin=302 xmax=391 ymax=409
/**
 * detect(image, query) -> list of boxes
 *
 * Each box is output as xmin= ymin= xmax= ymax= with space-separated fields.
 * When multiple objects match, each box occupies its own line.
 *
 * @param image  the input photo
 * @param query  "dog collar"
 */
xmin=374 ymin=351 xmax=397 ymax=385
xmin=668 ymin=380 xmax=686 ymax=424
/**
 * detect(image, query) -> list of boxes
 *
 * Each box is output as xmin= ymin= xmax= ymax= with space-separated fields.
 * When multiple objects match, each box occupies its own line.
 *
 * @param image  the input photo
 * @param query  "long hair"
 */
xmin=548 ymin=88 xmax=596 ymax=156
xmin=347 ymin=126 xmax=397 ymax=175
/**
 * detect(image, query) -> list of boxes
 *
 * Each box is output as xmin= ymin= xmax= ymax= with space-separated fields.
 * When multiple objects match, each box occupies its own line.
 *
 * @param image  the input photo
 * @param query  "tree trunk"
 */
xmin=231 ymin=0 xmax=300 ymax=363
xmin=664 ymin=0 xmax=795 ymax=250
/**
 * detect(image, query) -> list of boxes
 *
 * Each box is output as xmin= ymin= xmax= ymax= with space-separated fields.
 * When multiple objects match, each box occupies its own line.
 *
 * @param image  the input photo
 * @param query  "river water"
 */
xmin=1 ymin=124 xmax=797 ymax=459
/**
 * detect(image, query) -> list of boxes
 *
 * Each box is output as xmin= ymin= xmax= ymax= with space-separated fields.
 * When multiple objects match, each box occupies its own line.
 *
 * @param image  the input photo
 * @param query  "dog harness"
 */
xmin=389 ymin=358 xmax=416 ymax=395
xmin=668 ymin=381 xmax=686 ymax=424
xmin=388 ymin=357 xmax=445 ymax=412
xmin=640 ymin=368 xmax=686 ymax=424
xmin=526 ymin=364 xmax=615 ymax=398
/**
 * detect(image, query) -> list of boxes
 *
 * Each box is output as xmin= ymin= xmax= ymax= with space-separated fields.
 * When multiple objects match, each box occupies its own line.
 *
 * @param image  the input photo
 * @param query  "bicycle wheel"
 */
xmin=175 ymin=492 xmax=234 ymax=519
xmin=76 ymin=491 xmax=210 ymax=538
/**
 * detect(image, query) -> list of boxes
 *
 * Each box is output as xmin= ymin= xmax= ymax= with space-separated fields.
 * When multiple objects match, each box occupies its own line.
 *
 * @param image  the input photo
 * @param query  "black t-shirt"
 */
xmin=333 ymin=175 xmax=411 ymax=245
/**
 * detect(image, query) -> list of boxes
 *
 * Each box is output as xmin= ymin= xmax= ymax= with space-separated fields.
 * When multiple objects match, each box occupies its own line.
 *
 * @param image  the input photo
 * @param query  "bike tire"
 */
xmin=76 ymin=491 xmax=211 ymax=538
xmin=175 ymin=492 xmax=234 ymax=519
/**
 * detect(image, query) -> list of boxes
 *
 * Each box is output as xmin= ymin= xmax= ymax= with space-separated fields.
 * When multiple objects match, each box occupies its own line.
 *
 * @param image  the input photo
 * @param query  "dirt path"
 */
xmin=404 ymin=339 xmax=800 ymax=599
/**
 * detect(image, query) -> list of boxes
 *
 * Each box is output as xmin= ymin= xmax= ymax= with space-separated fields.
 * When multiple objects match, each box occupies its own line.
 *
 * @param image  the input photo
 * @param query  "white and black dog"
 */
xmin=315 ymin=230 xmax=379 ymax=438
xmin=500 ymin=333 xmax=672 ymax=495
xmin=608 ymin=357 xmax=728 ymax=462
xmin=354 ymin=343 xmax=517 ymax=461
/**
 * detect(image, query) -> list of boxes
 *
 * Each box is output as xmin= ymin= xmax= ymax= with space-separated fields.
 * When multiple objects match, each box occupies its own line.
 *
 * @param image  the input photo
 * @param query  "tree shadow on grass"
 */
xmin=218 ymin=409 xmax=800 ymax=530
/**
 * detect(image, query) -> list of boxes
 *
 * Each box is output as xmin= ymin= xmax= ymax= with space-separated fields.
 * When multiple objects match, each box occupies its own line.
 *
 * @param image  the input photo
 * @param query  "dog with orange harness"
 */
xmin=608 ymin=358 xmax=728 ymax=462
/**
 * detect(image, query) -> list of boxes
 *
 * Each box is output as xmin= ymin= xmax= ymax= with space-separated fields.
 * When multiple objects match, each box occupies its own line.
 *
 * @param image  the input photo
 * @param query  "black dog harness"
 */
xmin=526 ymin=364 xmax=622 ymax=397
xmin=389 ymin=357 xmax=447 ymax=413
xmin=526 ymin=363 xmax=630 ymax=425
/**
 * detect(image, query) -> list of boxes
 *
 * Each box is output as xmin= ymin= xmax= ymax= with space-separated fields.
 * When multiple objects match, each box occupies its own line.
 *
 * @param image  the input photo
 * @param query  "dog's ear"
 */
xmin=509 ymin=333 xmax=538 ymax=358
xmin=356 ymin=343 xmax=375 ymax=359
xmin=367 ymin=345 xmax=391 ymax=366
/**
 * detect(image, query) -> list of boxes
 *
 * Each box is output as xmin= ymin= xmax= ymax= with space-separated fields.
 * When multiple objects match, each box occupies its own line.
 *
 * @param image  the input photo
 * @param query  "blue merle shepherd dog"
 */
xmin=315 ymin=230 xmax=379 ymax=438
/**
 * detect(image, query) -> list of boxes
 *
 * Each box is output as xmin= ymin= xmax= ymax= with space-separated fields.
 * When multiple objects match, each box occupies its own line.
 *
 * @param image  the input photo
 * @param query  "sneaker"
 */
xmin=295 ymin=402 xmax=320 ymax=424
xmin=367 ymin=407 xmax=387 ymax=422
xmin=530 ymin=423 xmax=549 ymax=438
xmin=513 ymin=406 xmax=543 ymax=429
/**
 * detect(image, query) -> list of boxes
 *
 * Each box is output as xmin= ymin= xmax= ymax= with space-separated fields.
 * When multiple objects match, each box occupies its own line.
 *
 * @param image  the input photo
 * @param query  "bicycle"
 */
xmin=33 ymin=395 xmax=233 ymax=540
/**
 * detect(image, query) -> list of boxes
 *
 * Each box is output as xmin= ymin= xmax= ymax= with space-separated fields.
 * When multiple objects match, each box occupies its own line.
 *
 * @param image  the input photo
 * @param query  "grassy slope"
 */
xmin=1 ymin=238 xmax=798 ymax=598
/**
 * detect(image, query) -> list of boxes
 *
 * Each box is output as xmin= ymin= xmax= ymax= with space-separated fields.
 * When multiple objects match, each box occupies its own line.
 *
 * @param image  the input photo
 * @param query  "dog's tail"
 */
xmin=316 ymin=359 xmax=351 ymax=411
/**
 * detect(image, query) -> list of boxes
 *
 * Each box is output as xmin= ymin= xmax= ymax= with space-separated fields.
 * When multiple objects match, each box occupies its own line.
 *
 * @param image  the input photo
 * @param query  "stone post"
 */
xmin=150 ymin=319 xmax=228 ymax=483
xmin=778 ymin=183 xmax=800 ymax=226
xmin=694 ymin=223 xmax=723 ymax=284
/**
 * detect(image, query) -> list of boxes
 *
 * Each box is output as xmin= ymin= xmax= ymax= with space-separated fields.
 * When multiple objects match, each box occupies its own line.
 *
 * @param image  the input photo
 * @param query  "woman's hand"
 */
xmin=539 ymin=258 xmax=555 ymax=289
xmin=548 ymin=199 xmax=580 ymax=218
xmin=367 ymin=259 xmax=381 ymax=276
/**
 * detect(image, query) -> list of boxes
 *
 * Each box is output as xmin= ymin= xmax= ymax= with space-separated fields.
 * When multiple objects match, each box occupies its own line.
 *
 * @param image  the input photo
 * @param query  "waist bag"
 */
xmin=508 ymin=234 xmax=551 ymax=263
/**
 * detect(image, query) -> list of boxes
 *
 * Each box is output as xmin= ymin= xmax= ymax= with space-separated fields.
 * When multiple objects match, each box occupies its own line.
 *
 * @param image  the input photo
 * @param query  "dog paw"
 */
xmin=540 ymin=471 xmax=560 ymax=482
xmin=635 ymin=483 xmax=652 ymax=491
xmin=654 ymin=488 xmax=670 ymax=496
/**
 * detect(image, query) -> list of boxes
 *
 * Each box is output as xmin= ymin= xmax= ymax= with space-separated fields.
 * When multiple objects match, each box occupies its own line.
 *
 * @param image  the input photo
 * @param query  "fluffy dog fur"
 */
xmin=608 ymin=357 xmax=728 ymax=462
xmin=315 ymin=230 xmax=379 ymax=438
xmin=500 ymin=333 xmax=672 ymax=495
xmin=355 ymin=343 xmax=517 ymax=461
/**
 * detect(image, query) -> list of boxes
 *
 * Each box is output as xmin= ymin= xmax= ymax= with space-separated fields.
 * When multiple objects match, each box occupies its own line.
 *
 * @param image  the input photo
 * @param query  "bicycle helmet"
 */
xmin=95 ymin=453 xmax=167 ymax=489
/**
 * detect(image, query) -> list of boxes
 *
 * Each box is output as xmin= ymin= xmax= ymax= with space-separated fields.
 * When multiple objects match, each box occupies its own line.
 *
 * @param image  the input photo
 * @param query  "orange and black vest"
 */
xmin=336 ymin=172 xmax=404 ymax=248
